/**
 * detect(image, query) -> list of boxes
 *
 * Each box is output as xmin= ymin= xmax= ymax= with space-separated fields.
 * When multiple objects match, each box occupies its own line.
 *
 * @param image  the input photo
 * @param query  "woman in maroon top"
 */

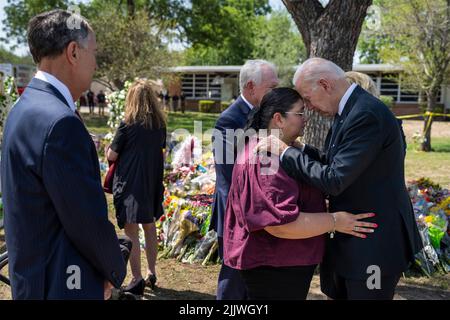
xmin=223 ymin=88 xmax=377 ymax=300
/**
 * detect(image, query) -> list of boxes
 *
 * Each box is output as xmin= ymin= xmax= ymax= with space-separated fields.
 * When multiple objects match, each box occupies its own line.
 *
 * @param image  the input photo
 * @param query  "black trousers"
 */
xmin=217 ymin=237 xmax=248 ymax=300
xmin=320 ymin=269 xmax=401 ymax=300
xmin=240 ymin=265 xmax=317 ymax=300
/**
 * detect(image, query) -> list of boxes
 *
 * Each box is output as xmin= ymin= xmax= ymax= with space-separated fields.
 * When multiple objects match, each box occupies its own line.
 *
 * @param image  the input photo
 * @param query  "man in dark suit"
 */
xmin=257 ymin=58 xmax=422 ymax=300
xmin=211 ymin=60 xmax=279 ymax=299
xmin=1 ymin=10 xmax=127 ymax=299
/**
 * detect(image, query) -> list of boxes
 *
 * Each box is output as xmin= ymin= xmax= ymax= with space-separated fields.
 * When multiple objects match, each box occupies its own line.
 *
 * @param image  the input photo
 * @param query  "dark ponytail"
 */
xmin=244 ymin=87 xmax=302 ymax=131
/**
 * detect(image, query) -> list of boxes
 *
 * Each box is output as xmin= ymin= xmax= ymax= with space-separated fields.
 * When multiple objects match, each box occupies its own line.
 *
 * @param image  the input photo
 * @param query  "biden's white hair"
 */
xmin=239 ymin=59 xmax=277 ymax=92
xmin=292 ymin=57 xmax=346 ymax=87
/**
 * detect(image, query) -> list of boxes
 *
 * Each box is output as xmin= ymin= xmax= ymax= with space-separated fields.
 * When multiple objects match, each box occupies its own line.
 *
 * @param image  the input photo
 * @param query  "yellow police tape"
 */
xmin=396 ymin=112 xmax=450 ymax=135
xmin=396 ymin=112 xmax=450 ymax=120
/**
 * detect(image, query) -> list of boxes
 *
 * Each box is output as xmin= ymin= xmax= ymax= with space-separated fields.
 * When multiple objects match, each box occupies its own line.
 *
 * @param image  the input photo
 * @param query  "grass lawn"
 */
xmin=84 ymin=114 xmax=111 ymax=135
xmin=405 ymin=137 xmax=450 ymax=188
xmin=165 ymin=111 xmax=219 ymax=134
xmin=84 ymin=111 xmax=220 ymax=136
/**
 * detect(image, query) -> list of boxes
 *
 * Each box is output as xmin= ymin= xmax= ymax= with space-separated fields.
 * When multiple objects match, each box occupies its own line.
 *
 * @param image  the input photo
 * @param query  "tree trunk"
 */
xmin=421 ymin=92 xmax=436 ymax=152
xmin=282 ymin=0 xmax=372 ymax=148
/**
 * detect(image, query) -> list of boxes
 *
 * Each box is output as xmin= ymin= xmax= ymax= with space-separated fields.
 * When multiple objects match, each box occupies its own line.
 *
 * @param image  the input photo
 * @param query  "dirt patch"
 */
xmin=1 ymin=249 xmax=449 ymax=300
xmin=402 ymin=120 xmax=450 ymax=142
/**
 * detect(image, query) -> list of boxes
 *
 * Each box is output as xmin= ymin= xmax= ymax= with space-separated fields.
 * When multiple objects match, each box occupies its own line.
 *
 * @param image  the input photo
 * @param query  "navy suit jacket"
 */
xmin=210 ymin=96 xmax=251 ymax=238
xmin=281 ymin=86 xmax=423 ymax=279
xmin=1 ymin=78 xmax=126 ymax=299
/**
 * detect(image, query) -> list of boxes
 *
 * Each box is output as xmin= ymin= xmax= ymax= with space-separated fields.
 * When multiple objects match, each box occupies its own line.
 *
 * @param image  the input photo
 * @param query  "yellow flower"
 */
xmin=424 ymin=216 xmax=433 ymax=224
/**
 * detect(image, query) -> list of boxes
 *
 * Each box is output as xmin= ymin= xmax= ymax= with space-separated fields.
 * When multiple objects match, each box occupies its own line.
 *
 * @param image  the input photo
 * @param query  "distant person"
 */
xmin=97 ymin=90 xmax=106 ymax=116
xmin=79 ymin=91 xmax=87 ymax=107
xmin=172 ymin=94 xmax=179 ymax=112
xmin=180 ymin=91 xmax=186 ymax=113
xmin=163 ymin=92 xmax=170 ymax=111
xmin=87 ymin=89 xmax=95 ymax=114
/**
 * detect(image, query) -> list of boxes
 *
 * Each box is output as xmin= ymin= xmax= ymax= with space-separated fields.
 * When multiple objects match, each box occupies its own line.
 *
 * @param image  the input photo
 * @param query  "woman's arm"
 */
xmin=106 ymin=147 xmax=118 ymax=162
xmin=265 ymin=211 xmax=376 ymax=239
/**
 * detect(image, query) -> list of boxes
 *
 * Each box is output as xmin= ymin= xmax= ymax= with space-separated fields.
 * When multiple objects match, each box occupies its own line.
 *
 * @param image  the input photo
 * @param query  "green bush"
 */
xmin=419 ymin=103 xmax=444 ymax=114
xmin=198 ymin=100 xmax=215 ymax=113
xmin=380 ymin=95 xmax=394 ymax=109
xmin=220 ymin=101 xmax=231 ymax=112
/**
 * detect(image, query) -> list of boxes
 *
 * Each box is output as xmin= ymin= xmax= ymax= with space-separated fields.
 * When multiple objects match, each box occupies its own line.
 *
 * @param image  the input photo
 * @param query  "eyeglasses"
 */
xmin=284 ymin=111 xmax=305 ymax=117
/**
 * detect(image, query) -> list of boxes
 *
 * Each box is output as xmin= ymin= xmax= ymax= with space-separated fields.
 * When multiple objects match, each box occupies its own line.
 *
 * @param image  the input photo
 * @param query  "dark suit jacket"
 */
xmin=1 ymin=78 xmax=126 ymax=299
xmin=210 ymin=96 xmax=251 ymax=238
xmin=281 ymin=85 xmax=423 ymax=279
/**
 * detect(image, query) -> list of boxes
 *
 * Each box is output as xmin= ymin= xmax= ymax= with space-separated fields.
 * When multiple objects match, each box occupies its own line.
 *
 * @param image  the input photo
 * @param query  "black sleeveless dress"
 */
xmin=110 ymin=121 xmax=166 ymax=229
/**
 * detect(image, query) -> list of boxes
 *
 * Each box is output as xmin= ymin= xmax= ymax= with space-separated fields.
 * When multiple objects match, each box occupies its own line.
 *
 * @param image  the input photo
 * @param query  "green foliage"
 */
xmin=2 ymin=1 xmax=305 ymax=72
xmin=198 ymin=100 xmax=215 ymax=113
xmin=0 ymin=76 xmax=18 ymax=142
xmin=379 ymin=95 xmax=394 ymax=109
xmin=0 ymin=46 xmax=33 ymax=64
xmin=378 ymin=1 xmax=450 ymax=101
xmin=220 ymin=101 xmax=231 ymax=111
xmin=358 ymin=0 xmax=450 ymax=151
xmin=252 ymin=10 xmax=306 ymax=86
xmin=358 ymin=35 xmax=393 ymax=64
xmin=2 ymin=1 xmax=178 ymax=90
xmin=83 ymin=2 xmax=177 ymax=90
xmin=182 ymin=0 xmax=271 ymax=65
xmin=1 ymin=0 xmax=71 ymax=46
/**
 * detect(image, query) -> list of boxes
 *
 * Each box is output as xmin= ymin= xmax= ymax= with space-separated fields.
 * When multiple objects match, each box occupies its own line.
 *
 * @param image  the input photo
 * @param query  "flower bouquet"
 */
xmin=408 ymin=178 xmax=450 ymax=276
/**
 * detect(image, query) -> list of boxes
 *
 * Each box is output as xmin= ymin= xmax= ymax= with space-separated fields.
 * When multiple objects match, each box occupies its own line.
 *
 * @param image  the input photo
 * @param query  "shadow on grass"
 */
xmin=395 ymin=283 xmax=450 ymax=300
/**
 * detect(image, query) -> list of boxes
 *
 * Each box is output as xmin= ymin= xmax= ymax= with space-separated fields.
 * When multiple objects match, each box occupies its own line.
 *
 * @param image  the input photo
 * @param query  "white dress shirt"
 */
xmin=337 ymin=83 xmax=357 ymax=116
xmin=34 ymin=70 xmax=77 ymax=113
xmin=240 ymin=94 xmax=255 ymax=110
xmin=280 ymin=83 xmax=358 ymax=161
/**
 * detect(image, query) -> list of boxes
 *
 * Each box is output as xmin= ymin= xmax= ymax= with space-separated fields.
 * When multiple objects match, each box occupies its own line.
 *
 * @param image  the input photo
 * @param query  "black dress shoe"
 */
xmin=145 ymin=274 xmax=157 ymax=290
xmin=108 ymin=288 xmax=139 ymax=300
xmin=123 ymin=279 xmax=145 ymax=296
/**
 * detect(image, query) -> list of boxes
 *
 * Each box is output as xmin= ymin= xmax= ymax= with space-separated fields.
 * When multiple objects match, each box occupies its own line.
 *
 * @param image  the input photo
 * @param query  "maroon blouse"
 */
xmin=223 ymin=137 xmax=326 ymax=270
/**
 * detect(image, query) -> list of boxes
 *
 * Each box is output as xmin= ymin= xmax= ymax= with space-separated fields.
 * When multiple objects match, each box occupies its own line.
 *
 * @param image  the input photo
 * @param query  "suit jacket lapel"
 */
xmin=235 ymin=96 xmax=252 ymax=127
xmin=236 ymin=96 xmax=251 ymax=117
xmin=326 ymin=85 xmax=364 ymax=163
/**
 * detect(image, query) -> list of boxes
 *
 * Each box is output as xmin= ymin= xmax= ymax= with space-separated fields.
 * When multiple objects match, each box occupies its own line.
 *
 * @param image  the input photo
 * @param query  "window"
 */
xmin=181 ymin=74 xmax=194 ymax=98
xmin=180 ymin=73 xmax=223 ymax=99
xmin=380 ymin=73 xmax=399 ymax=100
xmin=194 ymin=74 xmax=208 ymax=98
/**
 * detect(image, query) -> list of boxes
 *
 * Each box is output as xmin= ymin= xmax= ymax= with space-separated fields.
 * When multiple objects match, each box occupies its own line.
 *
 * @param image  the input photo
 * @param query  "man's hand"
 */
xmin=104 ymin=281 xmax=114 ymax=300
xmin=254 ymin=135 xmax=289 ymax=156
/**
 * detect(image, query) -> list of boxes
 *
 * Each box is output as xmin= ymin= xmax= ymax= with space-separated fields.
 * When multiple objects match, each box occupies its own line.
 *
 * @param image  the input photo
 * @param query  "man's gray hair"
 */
xmin=292 ymin=58 xmax=346 ymax=86
xmin=27 ymin=9 xmax=92 ymax=64
xmin=239 ymin=59 xmax=276 ymax=92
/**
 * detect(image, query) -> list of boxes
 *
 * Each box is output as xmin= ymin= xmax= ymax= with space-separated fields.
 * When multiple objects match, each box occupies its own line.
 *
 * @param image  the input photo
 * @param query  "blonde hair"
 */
xmin=345 ymin=71 xmax=379 ymax=97
xmin=124 ymin=79 xmax=166 ymax=129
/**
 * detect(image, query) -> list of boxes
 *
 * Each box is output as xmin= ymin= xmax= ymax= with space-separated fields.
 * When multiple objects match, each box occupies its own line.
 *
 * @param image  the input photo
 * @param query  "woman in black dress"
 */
xmin=107 ymin=79 xmax=166 ymax=295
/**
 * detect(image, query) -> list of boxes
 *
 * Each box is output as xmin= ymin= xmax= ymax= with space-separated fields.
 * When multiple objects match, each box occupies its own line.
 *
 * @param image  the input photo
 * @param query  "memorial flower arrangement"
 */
xmin=408 ymin=178 xmax=450 ymax=276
